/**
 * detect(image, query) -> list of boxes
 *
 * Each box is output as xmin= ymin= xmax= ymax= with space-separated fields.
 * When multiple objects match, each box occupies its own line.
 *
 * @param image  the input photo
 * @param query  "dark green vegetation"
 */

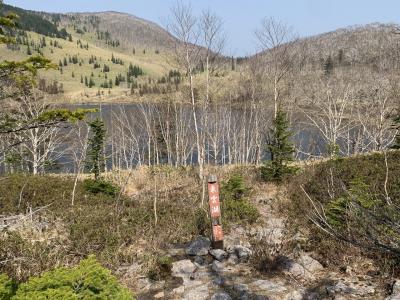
xmin=85 ymin=118 xmax=106 ymax=181
xmin=83 ymin=118 xmax=120 ymax=196
xmin=221 ymin=174 xmax=259 ymax=225
xmin=287 ymin=151 xmax=400 ymax=274
xmin=0 ymin=4 xmax=68 ymax=38
xmin=0 ymin=256 xmax=132 ymax=299
xmin=261 ymin=110 xmax=298 ymax=182
xmin=83 ymin=178 xmax=120 ymax=196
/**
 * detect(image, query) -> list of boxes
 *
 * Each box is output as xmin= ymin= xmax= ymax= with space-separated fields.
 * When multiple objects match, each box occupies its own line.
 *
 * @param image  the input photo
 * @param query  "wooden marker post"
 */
xmin=208 ymin=175 xmax=224 ymax=249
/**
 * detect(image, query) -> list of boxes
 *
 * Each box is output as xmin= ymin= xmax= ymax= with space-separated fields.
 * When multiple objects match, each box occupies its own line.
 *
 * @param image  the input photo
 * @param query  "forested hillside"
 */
xmin=0 ymin=3 xmax=67 ymax=38
xmin=0 ymin=4 xmax=182 ymax=102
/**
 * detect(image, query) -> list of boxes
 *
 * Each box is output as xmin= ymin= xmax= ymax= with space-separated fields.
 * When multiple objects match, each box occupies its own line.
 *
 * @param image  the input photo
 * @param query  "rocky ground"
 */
xmin=117 ymin=186 xmax=398 ymax=300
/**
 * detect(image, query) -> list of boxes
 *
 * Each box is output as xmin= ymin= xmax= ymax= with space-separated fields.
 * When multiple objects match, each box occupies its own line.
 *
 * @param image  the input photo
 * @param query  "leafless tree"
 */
xmin=11 ymin=90 xmax=65 ymax=174
xmin=303 ymin=82 xmax=354 ymax=157
xmin=69 ymin=121 xmax=89 ymax=206
xmin=255 ymin=17 xmax=297 ymax=118
xmin=168 ymin=1 xmax=203 ymax=182
xmin=357 ymin=83 xmax=397 ymax=152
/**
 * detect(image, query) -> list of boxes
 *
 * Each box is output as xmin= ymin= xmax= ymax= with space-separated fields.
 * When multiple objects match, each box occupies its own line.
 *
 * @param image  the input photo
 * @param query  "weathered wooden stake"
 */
xmin=208 ymin=175 xmax=224 ymax=249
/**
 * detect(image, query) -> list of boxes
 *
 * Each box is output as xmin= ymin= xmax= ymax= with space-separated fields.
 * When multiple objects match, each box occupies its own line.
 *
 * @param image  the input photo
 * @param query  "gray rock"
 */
xmin=327 ymin=280 xmax=375 ymax=297
xmin=213 ymin=276 xmax=225 ymax=286
xmin=171 ymin=259 xmax=196 ymax=279
xmin=233 ymin=283 xmax=249 ymax=294
xmin=186 ymin=237 xmax=211 ymax=256
xmin=194 ymin=255 xmax=205 ymax=266
xmin=227 ymin=245 xmax=253 ymax=261
xmin=190 ymin=269 xmax=213 ymax=282
xmin=297 ymin=254 xmax=323 ymax=272
xmin=183 ymin=284 xmax=210 ymax=300
xmin=387 ymin=280 xmax=400 ymax=300
xmin=236 ymin=246 xmax=253 ymax=260
xmin=393 ymin=280 xmax=400 ymax=295
xmin=210 ymin=249 xmax=228 ymax=261
xmin=211 ymin=292 xmax=232 ymax=300
xmin=172 ymin=286 xmax=185 ymax=295
xmin=303 ymin=292 xmax=320 ymax=300
xmin=250 ymin=279 xmax=287 ymax=293
xmin=284 ymin=254 xmax=323 ymax=280
xmin=227 ymin=253 xmax=240 ymax=265
xmin=284 ymin=290 xmax=303 ymax=300
xmin=212 ymin=260 xmax=225 ymax=273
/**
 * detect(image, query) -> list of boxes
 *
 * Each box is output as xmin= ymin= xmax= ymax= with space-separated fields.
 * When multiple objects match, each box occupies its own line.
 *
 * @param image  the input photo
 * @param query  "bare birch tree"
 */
xmin=12 ymin=91 xmax=65 ymax=174
xmin=168 ymin=1 xmax=203 ymax=182
xmin=255 ymin=17 xmax=297 ymax=118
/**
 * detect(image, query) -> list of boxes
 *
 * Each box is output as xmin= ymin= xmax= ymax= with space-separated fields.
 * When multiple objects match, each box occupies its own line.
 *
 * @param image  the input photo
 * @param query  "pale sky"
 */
xmin=5 ymin=0 xmax=400 ymax=56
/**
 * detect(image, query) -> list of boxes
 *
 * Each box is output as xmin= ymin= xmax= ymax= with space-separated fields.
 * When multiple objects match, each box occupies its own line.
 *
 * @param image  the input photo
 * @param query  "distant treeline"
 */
xmin=0 ymin=4 xmax=68 ymax=39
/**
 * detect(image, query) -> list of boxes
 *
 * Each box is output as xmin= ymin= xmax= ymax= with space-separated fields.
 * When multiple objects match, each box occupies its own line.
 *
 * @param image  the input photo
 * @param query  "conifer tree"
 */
xmin=86 ymin=118 xmax=106 ymax=181
xmin=89 ymin=77 xmax=95 ymax=88
xmin=261 ymin=110 xmax=297 ymax=182
xmin=323 ymin=55 xmax=333 ymax=76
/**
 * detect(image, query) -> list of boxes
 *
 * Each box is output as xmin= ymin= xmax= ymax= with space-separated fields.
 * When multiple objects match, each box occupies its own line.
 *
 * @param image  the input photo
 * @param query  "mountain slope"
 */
xmin=248 ymin=22 xmax=400 ymax=72
xmin=0 ymin=3 xmax=67 ymax=38
xmin=60 ymin=11 xmax=177 ymax=53
xmin=0 ymin=4 xmax=181 ymax=102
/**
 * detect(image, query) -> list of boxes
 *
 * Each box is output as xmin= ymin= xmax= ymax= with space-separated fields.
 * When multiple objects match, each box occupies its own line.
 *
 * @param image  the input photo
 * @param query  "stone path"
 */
xmin=130 ymin=185 xmax=391 ymax=299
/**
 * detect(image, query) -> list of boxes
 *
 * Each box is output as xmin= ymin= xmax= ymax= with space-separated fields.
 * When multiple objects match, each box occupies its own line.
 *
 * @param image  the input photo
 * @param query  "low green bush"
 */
xmin=222 ymin=198 xmax=259 ymax=224
xmin=220 ymin=173 xmax=250 ymax=201
xmin=12 ymin=255 xmax=133 ymax=299
xmin=220 ymin=174 xmax=259 ymax=225
xmin=83 ymin=178 xmax=119 ymax=196
xmin=0 ymin=274 xmax=16 ymax=300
